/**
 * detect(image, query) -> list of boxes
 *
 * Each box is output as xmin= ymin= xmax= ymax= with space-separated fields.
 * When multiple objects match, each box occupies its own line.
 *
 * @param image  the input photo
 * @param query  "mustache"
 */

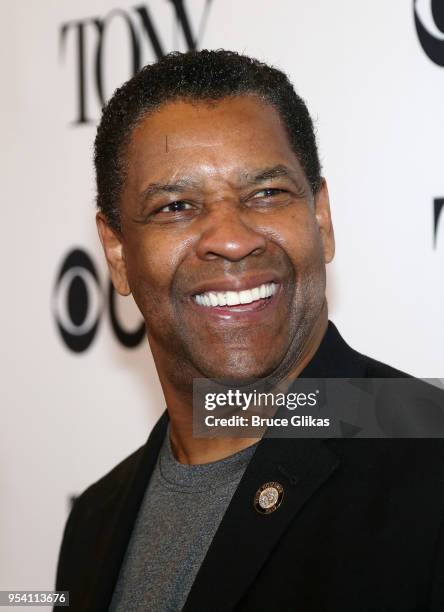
xmin=172 ymin=254 xmax=294 ymax=296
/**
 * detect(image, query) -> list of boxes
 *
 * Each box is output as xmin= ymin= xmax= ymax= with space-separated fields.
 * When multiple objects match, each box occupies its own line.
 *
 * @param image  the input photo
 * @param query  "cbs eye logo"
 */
xmin=53 ymin=248 xmax=145 ymax=353
xmin=414 ymin=0 xmax=444 ymax=66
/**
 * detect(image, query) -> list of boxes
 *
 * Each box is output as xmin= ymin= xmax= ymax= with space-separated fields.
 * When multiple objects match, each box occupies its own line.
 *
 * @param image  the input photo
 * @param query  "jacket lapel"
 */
xmin=183 ymin=436 xmax=340 ymax=611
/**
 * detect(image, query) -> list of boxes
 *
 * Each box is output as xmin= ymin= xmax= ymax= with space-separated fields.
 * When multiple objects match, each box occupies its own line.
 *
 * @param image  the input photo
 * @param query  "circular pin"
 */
xmin=254 ymin=481 xmax=284 ymax=514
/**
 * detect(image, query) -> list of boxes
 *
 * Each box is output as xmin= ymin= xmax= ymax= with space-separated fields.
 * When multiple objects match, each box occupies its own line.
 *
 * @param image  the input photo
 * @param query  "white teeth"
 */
xmin=217 ymin=291 xmax=227 ymax=306
xmin=239 ymin=289 xmax=253 ymax=304
xmin=193 ymin=282 xmax=277 ymax=307
xmin=226 ymin=291 xmax=238 ymax=306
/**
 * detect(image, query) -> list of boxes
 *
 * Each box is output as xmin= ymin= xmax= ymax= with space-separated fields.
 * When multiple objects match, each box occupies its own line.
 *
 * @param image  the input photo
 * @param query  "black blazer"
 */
xmin=55 ymin=323 xmax=444 ymax=611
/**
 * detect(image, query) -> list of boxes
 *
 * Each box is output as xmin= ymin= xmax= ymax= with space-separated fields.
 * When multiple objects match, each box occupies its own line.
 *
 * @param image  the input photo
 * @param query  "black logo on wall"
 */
xmin=60 ymin=1 xmax=213 ymax=124
xmin=53 ymin=248 xmax=145 ymax=353
xmin=414 ymin=2 xmax=444 ymax=247
xmin=434 ymin=198 xmax=444 ymax=247
xmin=414 ymin=0 xmax=444 ymax=66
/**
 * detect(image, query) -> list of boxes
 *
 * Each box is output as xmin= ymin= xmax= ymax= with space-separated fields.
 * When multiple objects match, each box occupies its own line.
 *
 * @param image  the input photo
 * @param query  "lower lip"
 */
xmin=188 ymin=285 xmax=281 ymax=322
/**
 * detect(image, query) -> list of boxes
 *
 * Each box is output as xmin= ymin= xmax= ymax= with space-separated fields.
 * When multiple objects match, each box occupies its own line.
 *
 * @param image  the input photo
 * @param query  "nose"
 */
xmin=195 ymin=205 xmax=267 ymax=262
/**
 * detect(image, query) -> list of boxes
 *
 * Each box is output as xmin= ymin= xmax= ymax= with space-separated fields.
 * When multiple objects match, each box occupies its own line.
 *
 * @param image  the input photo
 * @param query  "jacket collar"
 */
xmin=300 ymin=320 xmax=366 ymax=378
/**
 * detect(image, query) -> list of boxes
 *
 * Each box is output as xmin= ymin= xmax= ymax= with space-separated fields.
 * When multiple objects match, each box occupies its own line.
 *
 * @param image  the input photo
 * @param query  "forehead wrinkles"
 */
xmin=129 ymin=99 xmax=285 ymax=156
xmin=127 ymin=131 xmax=241 ymax=187
xmin=124 ymin=98 xmax=307 ymax=200
xmin=134 ymin=129 xmax=261 ymax=160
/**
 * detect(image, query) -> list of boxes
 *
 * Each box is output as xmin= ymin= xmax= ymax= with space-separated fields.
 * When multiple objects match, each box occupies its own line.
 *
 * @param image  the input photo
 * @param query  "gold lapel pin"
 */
xmin=254 ymin=481 xmax=284 ymax=514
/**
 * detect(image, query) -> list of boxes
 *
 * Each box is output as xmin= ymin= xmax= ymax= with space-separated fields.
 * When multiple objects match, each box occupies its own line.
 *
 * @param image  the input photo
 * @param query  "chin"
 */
xmin=196 ymin=355 xmax=277 ymax=383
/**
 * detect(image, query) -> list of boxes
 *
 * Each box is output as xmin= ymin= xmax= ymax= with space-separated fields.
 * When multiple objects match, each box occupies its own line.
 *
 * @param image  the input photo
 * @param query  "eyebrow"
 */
xmin=247 ymin=164 xmax=301 ymax=185
xmin=138 ymin=177 xmax=200 ymax=203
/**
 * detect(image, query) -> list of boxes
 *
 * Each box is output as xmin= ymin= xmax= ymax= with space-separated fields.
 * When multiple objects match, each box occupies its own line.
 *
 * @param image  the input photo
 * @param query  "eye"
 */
xmin=253 ymin=188 xmax=286 ymax=199
xmin=158 ymin=201 xmax=194 ymax=213
xmin=246 ymin=187 xmax=293 ymax=211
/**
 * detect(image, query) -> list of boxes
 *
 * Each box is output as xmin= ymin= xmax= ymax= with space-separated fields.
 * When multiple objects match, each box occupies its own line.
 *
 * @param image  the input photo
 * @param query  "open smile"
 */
xmin=188 ymin=280 xmax=282 ymax=320
xmin=193 ymin=281 xmax=278 ymax=307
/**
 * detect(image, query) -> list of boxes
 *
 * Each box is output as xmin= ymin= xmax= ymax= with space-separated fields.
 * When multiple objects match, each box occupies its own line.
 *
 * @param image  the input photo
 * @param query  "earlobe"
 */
xmin=96 ymin=213 xmax=131 ymax=296
xmin=314 ymin=179 xmax=335 ymax=264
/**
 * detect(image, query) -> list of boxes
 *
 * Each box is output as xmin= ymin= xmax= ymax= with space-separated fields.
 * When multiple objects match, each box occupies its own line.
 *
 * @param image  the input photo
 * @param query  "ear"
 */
xmin=96 ymin=212 xmax=131 ymax=296
xmin=314 ymin=179 xmax=335 ymax=264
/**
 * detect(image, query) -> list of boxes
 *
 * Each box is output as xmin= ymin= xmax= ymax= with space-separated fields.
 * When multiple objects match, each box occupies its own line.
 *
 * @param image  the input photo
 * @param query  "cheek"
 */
xmin=123 ymin=237 xmax=175 ymax=310
xmin=123 ymin=229 xmax=194 ymax=318
xmin=265 ymin=209 xmax=324 ymax=267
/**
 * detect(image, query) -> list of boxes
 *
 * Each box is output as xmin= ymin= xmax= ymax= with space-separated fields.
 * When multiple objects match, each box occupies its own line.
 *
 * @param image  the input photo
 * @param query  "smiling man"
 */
xmin=55 ymin=51 xmax=444 ymax=611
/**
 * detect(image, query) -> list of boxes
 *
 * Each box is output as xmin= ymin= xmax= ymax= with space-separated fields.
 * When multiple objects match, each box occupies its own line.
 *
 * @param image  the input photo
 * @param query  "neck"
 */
xmin=153 ymin=306 xmax=329 ymax=465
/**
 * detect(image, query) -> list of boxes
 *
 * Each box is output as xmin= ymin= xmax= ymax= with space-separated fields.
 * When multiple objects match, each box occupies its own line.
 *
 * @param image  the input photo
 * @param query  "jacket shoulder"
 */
xmin=310 ymin=322 xmax=412 ymax=378
xmin=54 ymin=446 xmax=145 ymax=596
xmin=333 ymin=322 xmax=411 ymax=378
xmin=354 ymin=350 xmax=411 ymax=378
xmin=73 ymin=444 xmax=145 ymax=515
xmin=55 ymin=412 xmax=169 ymax=609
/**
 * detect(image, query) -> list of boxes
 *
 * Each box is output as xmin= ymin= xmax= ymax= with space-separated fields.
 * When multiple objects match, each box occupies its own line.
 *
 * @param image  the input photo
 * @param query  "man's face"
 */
xmin=99 ymin=96 xmax=334 ymax=382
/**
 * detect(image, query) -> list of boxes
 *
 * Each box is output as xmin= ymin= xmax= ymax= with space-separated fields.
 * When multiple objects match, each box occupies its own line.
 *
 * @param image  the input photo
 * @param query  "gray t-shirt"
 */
xmin=109 ymin=429 xmax=257 ymax=611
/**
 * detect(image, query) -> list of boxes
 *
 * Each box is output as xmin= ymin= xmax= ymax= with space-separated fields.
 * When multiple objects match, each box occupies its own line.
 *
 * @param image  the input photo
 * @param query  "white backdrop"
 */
xmin=1 ymin=0 xmax=443 ymax=605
